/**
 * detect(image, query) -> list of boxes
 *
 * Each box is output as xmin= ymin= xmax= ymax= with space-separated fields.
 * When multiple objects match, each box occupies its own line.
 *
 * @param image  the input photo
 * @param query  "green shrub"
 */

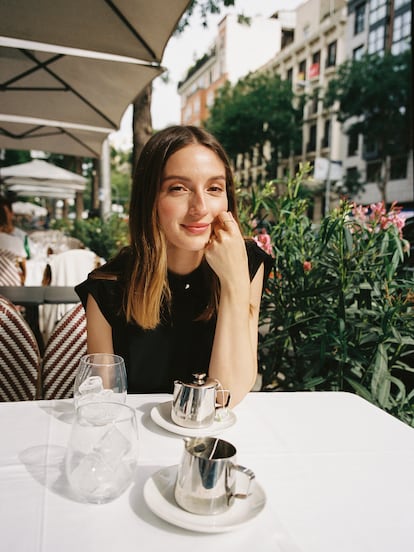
xmin=239 ymin=166 xmax=414 ymax=426
xmin=52 ymin=214 xmax=129 ymax=260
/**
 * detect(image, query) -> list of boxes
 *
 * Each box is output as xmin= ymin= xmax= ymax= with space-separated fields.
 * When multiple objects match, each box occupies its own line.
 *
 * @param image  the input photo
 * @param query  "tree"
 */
xmin=325 ymin=50 xmax=412 ymax=202
xmin=0 ymin=149 xmax=31 ymax=168
xmin=205 ymin=70 xmax=301 ymax=179
xmin=110 ymin=145 xmax=132 ymax=211
xmin=131 ymin=0 xmax=236 ymax=169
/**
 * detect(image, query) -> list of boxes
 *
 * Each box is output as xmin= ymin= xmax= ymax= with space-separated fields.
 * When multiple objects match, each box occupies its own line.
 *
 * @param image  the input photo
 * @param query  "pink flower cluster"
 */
xmin=351 ymin=201 xmax=406 ymax=237
xmin=254 ymin=228 xmax=273 ymax=256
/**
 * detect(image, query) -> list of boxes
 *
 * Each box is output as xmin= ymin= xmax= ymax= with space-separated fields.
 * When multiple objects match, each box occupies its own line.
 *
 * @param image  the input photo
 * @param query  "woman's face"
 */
xmin=157 ymin=144 xmax=228 ymax=256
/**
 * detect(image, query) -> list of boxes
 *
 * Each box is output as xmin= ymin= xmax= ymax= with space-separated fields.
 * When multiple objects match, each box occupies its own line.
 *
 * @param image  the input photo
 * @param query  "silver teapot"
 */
xmin=171 ymin=373 xmax=229 ymax=429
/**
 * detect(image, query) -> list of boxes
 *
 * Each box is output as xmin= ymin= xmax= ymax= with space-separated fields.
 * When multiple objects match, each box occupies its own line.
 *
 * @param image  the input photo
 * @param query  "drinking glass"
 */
xmin=73 ymin=353 xmax=127 ymax=409
xmin=66 ymin=402 xmax=138 ymax=504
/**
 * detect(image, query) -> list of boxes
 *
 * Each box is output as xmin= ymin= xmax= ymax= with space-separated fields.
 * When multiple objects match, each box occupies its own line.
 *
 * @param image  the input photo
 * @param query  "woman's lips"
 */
xmin=181 ymin=223 xmax=210 ymax=234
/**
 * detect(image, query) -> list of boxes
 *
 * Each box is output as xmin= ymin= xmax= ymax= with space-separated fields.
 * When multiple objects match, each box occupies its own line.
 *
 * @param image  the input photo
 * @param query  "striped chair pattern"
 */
xmin=41 ymin=302 xmax=87 ymax=400
xmin=0 ymin=295 xmax=40 ymax=401
xmin=0 ymin=250 xmax=22 ymax=286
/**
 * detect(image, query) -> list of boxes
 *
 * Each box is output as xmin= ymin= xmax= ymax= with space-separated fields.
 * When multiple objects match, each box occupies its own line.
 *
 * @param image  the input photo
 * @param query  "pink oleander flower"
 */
xmin=254 ymin=228 xmax=273 ymax=256
xmin=351 ymin=203 xmax=369 ymax=224
xmin=352 ymin=201 xmax=406 ymax=238
xmin=303 ymin=260 xmax=312 ymax=272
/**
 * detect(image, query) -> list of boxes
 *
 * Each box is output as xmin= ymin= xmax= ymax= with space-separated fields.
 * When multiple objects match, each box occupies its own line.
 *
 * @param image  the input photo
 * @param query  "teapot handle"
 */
xmin=213 ymin=379 xmax=231 ymax=408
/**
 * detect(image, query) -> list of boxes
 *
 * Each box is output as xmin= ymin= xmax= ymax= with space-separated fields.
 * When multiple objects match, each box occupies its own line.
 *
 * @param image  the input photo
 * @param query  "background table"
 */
xmin=0 ymin=392 xmax=413 ymax=552
xmin=0 ymin=285 xmax=79 ymax=353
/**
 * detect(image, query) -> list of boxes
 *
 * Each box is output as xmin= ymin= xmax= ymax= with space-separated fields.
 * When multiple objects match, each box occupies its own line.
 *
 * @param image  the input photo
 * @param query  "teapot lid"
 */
xmin=190 ymin=373 xmax=217 ymax=389
xmin=174 ymin=373 xmax=218 ymax=389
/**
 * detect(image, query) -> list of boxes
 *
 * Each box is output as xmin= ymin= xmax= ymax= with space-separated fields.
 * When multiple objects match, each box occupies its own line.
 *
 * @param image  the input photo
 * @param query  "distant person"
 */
xmin=0 ymin=199 xmax=27 ymax=283
xmin=76 ymin=125 xmax=273 ymax=407
xmin=0 ymin=196 xmax=32 ymax=259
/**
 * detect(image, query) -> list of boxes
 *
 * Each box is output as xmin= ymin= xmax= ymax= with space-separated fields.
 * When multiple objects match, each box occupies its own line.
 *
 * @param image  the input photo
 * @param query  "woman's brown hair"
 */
xmin=108 ymin=125 xmax=239 ymax=329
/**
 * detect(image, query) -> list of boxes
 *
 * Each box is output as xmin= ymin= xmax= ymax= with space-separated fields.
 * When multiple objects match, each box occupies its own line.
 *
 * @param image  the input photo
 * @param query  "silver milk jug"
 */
xmin=175 ymin=436 xmax=255 ymax=515
xmin=171 ymin=373 xmax=227 ymax=429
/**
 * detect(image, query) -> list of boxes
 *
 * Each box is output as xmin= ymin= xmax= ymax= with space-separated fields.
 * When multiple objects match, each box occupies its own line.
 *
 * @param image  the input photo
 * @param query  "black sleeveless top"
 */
xmin=75 ymin=240 xmax=273 ymax=394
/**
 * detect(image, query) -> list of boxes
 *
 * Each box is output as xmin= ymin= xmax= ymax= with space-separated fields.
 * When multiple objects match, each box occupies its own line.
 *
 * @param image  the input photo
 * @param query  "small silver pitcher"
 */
xmin=171 ymin=373 xmax=229 ymax=429
xmin=175 ymin=436 xmax=255 ymax=515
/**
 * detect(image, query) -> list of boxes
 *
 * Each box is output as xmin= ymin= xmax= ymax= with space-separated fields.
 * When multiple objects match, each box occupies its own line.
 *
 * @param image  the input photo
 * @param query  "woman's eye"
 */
xmin=168 ymin=184 xmax=187 ymax=192
xmin=208 ymin=185 xmax=225 ymax=193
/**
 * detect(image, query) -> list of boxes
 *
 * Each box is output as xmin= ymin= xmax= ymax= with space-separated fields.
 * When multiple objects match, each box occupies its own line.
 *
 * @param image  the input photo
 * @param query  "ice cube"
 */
xmin=93 ymin=425 xmax=131 ymax=470
xmin=69 ymin=451 xmax=115 ymax=499
xmin=78 ymin=376 xmax=104 ymax=395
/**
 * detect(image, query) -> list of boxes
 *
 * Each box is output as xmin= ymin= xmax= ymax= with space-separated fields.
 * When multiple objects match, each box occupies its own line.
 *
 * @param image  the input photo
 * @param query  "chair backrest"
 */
xmin=0 ymin=295 xmax=40 ymax=401
xmin=0 ymin=249 xmax=22 ymax=286
xmin=46 ymin=248 xmax=100 ymax=286
xmin=41 ymin=302 xmax=87 ymax=400
xmin=40 ymin=248 xmax=100 ymax=343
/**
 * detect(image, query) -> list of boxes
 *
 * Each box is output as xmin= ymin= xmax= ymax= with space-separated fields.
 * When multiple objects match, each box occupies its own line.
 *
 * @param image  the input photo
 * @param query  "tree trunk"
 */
xmin=132 ymin=85 xmax=153 ymax=174
xmin=378 ymin=157 xmax=389 ymax=204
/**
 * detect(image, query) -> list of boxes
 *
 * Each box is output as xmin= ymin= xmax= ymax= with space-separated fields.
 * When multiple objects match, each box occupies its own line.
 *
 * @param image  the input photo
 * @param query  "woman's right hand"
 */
xmin=204 ymin=211 xmax=249 ymax=290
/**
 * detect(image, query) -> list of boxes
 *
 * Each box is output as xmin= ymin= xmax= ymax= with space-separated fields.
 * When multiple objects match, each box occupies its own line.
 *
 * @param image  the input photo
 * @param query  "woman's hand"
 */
xmin=204 ymin=211 xmax=249 ymax=289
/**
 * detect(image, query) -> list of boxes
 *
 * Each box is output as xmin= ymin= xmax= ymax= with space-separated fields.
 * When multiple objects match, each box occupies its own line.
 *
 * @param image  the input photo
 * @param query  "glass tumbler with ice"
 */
xmin=66 ymin=402 xmax=138 ymax=504
xmin=73 ymin=353 xmax=127 ymax=409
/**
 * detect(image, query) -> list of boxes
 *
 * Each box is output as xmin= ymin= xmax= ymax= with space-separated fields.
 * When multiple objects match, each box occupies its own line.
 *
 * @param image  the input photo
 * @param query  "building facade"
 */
xmin=344 ymin=0 xmax=412 ymax=207
xmin=177 ymin=0 xmax=412 ymax=217
xmin=177 ymin=12 xmax=295 ymax=126
xmin=261 ymin=0 xmax=348 ymax=219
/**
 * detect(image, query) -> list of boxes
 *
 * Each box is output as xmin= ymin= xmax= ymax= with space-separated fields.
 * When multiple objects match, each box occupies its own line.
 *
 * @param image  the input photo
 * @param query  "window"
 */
xmin=194 ymin=97 xmax=200 ymax=114
xmin=347 ymin=130 xmax=359 ymax=156
xmin=286 ymin=67 xmax=293 ymax=83
xmin=281 ymin=29 xmax=294 ymax=49
xmin=392 ymin=11 xmax=411 ymax=55
xmin=321 ymin=119 xmax=331 ymax=148
xmin=369 ymin=0 xmax=387 ymax=25
xmin=353 ymin=45 xmax=364 ymax=60
xmin=354 ymin=3 xmax=365 ymax=35
xmin=309 ymin=92 xmax=319 ymax=115
xmin=368 ymin=26 xmax=385 ymax=54
xmin=394 ymin=0 xmax=410 ymax=8
xmin=363 ymin=137 xmax=378 ymax=160
xmin=206 ymin=90 xmax=215 ymax=107
xmin=366 ymin=161 xmax=382 ymax=182
xmin=298 ymin=59 xmax=307 ymax=81
xmin=326 ymin=41 xmax=337 ymax=67
xmin=307 ymin=124 xmax=317 ymax=152
xmin=309 ymin=51 xmax=320 ymax=78
xmin=390 ymin=156 xmax=407 ymax=179
xmin=346 ymin=167 xmax=359 ymax=180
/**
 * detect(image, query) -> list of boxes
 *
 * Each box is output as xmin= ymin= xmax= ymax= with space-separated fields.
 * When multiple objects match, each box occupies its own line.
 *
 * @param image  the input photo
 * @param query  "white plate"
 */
xmin=150 ymin=401 xmax=236 ymax=437
xmin=143 ymin=465 xmax=266 ymax=533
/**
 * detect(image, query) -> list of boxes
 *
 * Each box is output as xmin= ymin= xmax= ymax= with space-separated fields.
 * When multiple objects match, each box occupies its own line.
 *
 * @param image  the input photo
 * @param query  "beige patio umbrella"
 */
xmin=0 ymin=0 xmax=190 ymax=63
xmin=0 ymin=0 xmax=191 ymax=157
xmin=0 ymin=159 xmax=87 ymax=200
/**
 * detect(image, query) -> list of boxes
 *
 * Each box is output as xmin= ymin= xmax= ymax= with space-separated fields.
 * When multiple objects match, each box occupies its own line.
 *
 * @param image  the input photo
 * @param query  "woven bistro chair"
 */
xmin=0 ymin=295 xmax=41 ymax=401
xmin=41 ymin=302 xmax=87 ymax=400
xmin=0 ymin=249 xmax=23 ymax=286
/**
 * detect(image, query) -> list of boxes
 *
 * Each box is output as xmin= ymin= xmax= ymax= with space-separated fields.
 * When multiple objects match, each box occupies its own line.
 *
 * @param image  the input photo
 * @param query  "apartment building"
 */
xmin=177 ymin=0 xmax=412 ymax=217
xmin=344 ymin=0 xmax=412 ymax=207
xmin=256 ymin=0 xmax=347 ymax=219
xmin=177 ymin=12 xmax=295 ymax=126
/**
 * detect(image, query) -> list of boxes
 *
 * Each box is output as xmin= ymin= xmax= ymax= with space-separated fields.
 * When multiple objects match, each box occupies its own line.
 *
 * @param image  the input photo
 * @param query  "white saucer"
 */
xmin=150 ymin=401 xmax=236 ymax=437
xmin=143 ymin=465 xmax=266 ymax=533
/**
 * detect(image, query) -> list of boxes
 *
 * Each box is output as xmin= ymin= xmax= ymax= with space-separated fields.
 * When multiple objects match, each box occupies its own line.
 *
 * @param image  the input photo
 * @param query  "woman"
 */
xmin=0 ymin=199 xmax=27 ymax=284
xmin=76 ymin=125 xmax=272 ymax=406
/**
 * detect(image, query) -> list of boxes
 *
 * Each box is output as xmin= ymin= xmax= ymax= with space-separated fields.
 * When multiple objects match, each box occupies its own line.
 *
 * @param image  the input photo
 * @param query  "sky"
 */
xmin=109 ymin=0 xmax=305 ymax=150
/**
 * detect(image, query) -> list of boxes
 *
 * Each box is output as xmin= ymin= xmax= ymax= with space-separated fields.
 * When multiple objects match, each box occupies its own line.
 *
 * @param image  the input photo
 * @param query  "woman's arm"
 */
xmin=85 ymin=294 xmax=114 ymax=354
xmin=205 ymin=212 xmax=265 ymax=407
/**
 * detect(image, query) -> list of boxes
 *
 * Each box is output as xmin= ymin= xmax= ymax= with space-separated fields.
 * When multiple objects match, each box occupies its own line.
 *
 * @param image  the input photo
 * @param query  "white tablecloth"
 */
xmin=1 ymin=392 xmax=413 ymax=552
